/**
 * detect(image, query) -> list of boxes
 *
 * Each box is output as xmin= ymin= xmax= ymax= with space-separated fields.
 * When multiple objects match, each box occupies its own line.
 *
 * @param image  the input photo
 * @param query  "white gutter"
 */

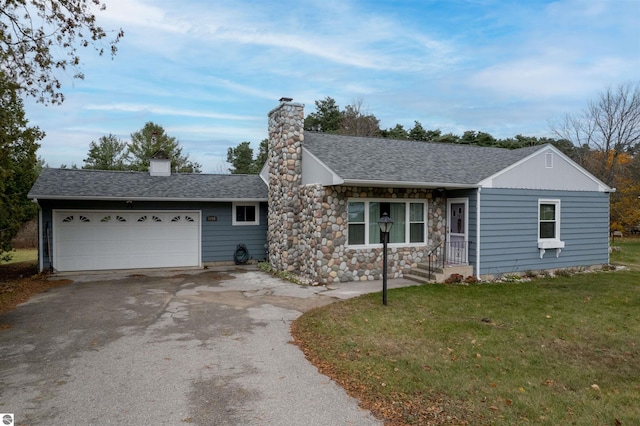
xmin=341 ymin=179 xmax=480 ymax=189
xmin=476 ymin=187 xmax=481 ymax=280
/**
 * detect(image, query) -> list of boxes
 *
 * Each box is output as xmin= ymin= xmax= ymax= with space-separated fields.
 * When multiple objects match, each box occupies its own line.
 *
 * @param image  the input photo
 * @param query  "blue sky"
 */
xmin=25 ymin=0 xmax=639 ymax=173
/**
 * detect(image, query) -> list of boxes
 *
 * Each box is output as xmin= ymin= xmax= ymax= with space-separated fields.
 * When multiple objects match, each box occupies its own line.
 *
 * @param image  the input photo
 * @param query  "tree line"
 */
xmin=228 ymin=85 xmax=640 ymax=233
xmin=226 ymin=96 xmax=579 ymax=173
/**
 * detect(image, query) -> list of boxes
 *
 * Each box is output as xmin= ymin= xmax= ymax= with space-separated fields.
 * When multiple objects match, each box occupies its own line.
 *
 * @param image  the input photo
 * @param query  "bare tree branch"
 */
xmin=549 ymin=82 xmax=640 ymax=186
xmin=0 ymin=0 xmax=124 ymax=104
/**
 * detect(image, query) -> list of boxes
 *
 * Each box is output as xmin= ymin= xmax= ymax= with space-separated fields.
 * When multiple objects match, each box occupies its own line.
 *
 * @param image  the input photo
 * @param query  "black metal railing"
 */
xmin=427 ymin=240 xmax=468 ymax=278
xmin=427 ymin=241 xmax=445 ymax=278
xmin=447 ymin=240 xmax=468 ymax=266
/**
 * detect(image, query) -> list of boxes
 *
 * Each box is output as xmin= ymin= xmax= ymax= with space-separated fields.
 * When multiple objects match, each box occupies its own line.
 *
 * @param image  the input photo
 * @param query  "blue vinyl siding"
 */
xmin=477 ymin=189 xmax=609 ymax=276
xmin=200 ymin=202 xmax=268 ymax=262
xmin=37 ymin=200 xmax=267 ymax=271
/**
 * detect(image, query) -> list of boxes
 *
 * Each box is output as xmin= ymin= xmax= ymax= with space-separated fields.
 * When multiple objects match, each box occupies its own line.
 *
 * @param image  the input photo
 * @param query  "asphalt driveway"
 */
xmin=0 ymin=267 xmax=407 ymax=425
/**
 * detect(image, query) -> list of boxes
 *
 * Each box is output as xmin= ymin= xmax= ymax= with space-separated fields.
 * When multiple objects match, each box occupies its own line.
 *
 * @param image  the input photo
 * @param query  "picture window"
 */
xmin=347 ymin=200 xmax=427 ymax=246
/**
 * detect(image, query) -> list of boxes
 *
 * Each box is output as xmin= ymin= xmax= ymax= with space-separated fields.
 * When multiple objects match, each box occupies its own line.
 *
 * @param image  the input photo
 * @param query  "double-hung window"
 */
xmin=347 ymin=200 xmax=427 ymax=246
xmin=538 ymin=200 xmax=559 ymax=240
xmin=538 ymin=199 xmax=564 ymax=254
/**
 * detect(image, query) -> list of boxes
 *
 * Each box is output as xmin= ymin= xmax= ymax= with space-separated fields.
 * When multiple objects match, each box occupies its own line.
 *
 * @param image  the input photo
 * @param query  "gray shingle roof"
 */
xmin=28 ymin=169 xmax=268 ymax=200
xmin=304 ymin=133 xmax=543 ymax=185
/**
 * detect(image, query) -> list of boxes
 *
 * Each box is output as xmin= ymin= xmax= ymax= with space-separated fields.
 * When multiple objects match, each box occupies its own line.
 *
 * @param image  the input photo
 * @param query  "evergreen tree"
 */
xmin=0 ymin=74 xmax=44 ymax=261
xmin=127 ymin=122 xmax=201 ymax=173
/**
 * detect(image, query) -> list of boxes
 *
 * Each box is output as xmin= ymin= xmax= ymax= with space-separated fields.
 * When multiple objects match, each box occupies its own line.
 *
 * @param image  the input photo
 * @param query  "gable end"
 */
xmin=478 ymin=145 xmax=611 ymax=192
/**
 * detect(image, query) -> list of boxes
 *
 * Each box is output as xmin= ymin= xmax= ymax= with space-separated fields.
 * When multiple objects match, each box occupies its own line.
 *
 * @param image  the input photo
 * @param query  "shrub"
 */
xmin=444 ymin=273 xmax=464 ymax=284
xmin=501 ymin=273 xmax=522 ymax=283
xmin=555 ymin=269 xmax=573 ymax=278
xmin=258 ymin=261 xmax=272 ymax=273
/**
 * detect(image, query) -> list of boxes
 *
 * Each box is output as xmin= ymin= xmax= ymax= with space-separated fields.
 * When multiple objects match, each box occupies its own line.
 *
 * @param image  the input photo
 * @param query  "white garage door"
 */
xmin=53 ymin=210 xmax=201 ymax=272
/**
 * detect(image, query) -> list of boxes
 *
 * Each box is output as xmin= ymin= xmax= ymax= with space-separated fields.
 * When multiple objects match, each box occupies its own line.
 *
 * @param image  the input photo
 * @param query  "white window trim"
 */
xmin=346 ymin=199 xmax=428 ymax=248
xmin=537 ymin=199 xmax=565 ymax=258
xmin=232 ymin=202 xmax=260 ymax=226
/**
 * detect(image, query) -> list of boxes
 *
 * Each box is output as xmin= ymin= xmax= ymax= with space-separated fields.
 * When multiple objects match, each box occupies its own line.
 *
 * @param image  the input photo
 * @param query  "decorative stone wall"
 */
xmin=297 ymin=185 xmax=446 ymax=284
xmin=267 ymin=100 xmax=447 ymax=284
xmin=267 ymin=101 xmax=304 ymax=272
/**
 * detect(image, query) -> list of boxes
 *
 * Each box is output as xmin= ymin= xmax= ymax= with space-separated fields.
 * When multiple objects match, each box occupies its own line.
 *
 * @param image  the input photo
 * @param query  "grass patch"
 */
xmin=293 ymin=255 xmax=640 ymax=424
xmin=0 ymin=248 xmax=37 ymax=265
xmin=610 ymin=237 xmax=640 ymax=270
xmin=258 ymin=261 xmax=309 ymax=285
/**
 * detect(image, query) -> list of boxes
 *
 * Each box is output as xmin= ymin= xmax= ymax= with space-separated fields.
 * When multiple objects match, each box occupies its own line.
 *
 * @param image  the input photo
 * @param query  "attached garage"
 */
xmin=53 ymin=210 xmax=201 ymax=272
xmin=28 ymin=165 xmax=269 ymax=273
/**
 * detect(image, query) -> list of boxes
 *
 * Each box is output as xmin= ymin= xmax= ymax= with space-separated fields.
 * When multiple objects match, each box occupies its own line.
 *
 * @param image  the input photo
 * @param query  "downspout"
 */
xmin=34 ymin=199 xmax=43 ymax=273
xmin=476 ymin=187 xmax=481 ymax=280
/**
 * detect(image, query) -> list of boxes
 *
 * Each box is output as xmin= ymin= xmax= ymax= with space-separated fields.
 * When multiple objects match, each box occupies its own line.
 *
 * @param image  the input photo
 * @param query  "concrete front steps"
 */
xmin=404 ymin=263 xmax=474 ymax=284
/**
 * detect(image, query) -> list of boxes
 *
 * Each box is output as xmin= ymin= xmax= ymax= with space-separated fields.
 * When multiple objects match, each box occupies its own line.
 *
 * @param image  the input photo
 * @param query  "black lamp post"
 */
xmin=377 ymin=212 xmax=394 ymax=306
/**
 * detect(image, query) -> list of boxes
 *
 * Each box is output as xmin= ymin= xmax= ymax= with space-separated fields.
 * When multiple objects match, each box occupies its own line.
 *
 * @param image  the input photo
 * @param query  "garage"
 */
xmin=53 ymin=210 xmax=201 ymax=272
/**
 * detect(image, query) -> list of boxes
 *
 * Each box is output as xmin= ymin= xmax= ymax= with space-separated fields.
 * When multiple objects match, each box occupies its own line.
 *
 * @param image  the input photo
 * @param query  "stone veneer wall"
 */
xmin=267 ymin=101 xmax=447 ymax=284
xmin=298 ymin=185 xmax=447 ymax=284
xmin=267 ymin=101 xmax=304 ymax=272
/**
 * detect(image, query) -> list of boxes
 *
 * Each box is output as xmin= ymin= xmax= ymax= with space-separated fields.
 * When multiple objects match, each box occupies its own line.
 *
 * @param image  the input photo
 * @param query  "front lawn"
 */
xmin=0 ymin=248 xmax=37 ymax=265
xmin=293 ymin=249 xmax=640 ymax=424
xmin=611 ymin=237 xmax=640 ymax=270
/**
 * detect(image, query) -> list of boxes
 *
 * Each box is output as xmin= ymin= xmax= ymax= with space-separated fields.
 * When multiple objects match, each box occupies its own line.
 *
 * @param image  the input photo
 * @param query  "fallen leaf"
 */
xmin=518 ymin=387 xmax=526 ymax=392
xmin=505 ymin=399 xmax=512 ymax=406
xmin=591 ymin=384 xmax=600 ymax=391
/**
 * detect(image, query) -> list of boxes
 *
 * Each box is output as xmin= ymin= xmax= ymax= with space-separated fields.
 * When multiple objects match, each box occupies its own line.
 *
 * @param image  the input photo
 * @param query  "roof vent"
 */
xmin=545 ymin=152 xmax=553 ymax=168
xmin=279 ymin=97 xmax=293 ymax=102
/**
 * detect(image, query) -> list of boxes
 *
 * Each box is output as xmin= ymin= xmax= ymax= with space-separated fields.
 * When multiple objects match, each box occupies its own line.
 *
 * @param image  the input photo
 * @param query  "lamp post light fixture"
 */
xmin=377 ymin=212 xmax=394 ymax=306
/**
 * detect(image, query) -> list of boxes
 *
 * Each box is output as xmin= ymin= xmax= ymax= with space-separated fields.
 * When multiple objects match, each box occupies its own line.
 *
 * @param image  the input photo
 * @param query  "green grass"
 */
xmin=610 ymin=237 xmax=640 ymax=270
xmin=0 ymin=248 xmax=37 ymax=265
xmin=294 ymin=244 xmax=640 ymax=425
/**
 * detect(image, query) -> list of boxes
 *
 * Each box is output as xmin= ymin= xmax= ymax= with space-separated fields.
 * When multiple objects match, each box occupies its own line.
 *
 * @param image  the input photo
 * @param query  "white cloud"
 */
xmin=84 ymin=103 xmax=261 ymax=121
xmin=25 ymin=0 xmax=640 ymax=173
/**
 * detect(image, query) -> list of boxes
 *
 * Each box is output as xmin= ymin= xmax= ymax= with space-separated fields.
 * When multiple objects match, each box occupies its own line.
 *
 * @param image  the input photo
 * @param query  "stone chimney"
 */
xmin=267 ymin=98 xmax=304 ymax=272
xmin=149 ymin=150 xmax=171 ymax=176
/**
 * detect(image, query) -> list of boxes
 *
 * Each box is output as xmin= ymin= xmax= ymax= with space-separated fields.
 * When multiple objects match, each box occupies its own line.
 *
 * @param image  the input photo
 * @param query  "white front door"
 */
xmin=53 ymin=210 xmax=201 ymax=272
xmin=447 ymin=199 xmax=468 ymax=264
